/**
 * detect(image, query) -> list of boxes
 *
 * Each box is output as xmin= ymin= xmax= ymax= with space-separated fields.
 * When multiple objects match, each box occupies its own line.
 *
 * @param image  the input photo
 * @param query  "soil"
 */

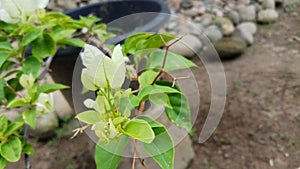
xmin=7 ymin=6 xmax=300 ymax=169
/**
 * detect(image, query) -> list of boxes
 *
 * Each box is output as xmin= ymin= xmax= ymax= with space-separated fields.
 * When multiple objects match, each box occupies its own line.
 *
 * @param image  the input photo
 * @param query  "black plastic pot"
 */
xmin=50 ymin=0 xmax=170 ymax=104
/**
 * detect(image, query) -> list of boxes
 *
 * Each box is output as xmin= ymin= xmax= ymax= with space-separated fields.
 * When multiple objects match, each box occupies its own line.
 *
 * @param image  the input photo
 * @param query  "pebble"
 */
xmin=262 ymin=0 xmax=276 ymax=9
xmin=227 ymin=10 xmax=241 ymax=25
xmin=181 ymin=8 xmax=199 ymax=17
xmin=258 ymin=9 xmax=279 ymax=23
xmin=233 ymin=29 xmax=255 ymax=45
xmin=214 ymin=17 xmax=235 ymax=36
xmin=30 ymin=112 xmax=59 ymax=140
xmin=204 ymin=25 xmax=223 ymax=42
xmin=237 ymin=22 xmax=257 ymax=34
xmin=239 ymin=5 xmax=256 ymax=22
xmin=0 ymin=109 xmax=20 ymax=121
xmin=213 ymin=38 xmax=247 ymax=59
xmin=169 ymin=34 xmax=202 ymax=58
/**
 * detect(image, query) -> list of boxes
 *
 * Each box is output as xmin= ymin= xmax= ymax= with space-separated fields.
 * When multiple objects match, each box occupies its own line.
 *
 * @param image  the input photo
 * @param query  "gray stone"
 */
xmin=214 ymin=17 xmax=235 ymax=36
xmin=30 ymin=112 xmax=59 ymax=139
xmin=201 ymin=14 xmax=214 ymax=26
xmin=204 ymin=25 xmax=223 ymax=42
xmin=0 ymin=109 xmax=20 ymax=121
xmin=227 ymin=10 xmax=241 ymax=25
xmin=169 ymin=34 xmax=202 ymax=58
xmin=239 ymin=5 xmax=256 ymax=22
xmin=238 ymin=0 xmax=251 ymax=5
xmin=258 ymin=9 xmax=279 ymax=23
xmin=57 ymin=0 xmax=77 ymax=10
xmin=237 ymin=22 xmax=257 ymax=34
xmin=262 ymin=0 xmax=276 ymax=9
xmin=213 ymin=38 xmax=247 ymax=59
xmin=233 ymin=29 xmax=254 ymax=45
xmin=181 ymin=8 xmax=199 ymax=17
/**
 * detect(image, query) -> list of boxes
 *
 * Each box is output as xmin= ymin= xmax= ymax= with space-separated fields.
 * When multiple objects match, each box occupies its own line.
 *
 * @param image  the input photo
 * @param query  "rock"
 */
xmin=237 ymin=22 xmax=257 ymax=34
xmin=227 ymin=10 xmax=241 ymax=25
xmin=262 ymin=0 xmax=276 ymax=9
xmin=214 ymin=17 xmax=235 ymax=36
xmin=201 ymin=14 xmax=214 ymax=26
xmin=239 ymin=5 xmax=256 ymax=22
xmin=181 ymin=8 xmax=199 ymax=17
xmin=204 ymin=25 xmax=223 ymax=42
xmin=46 ymin=76 xmax=75 ymax=120
xmin=57 ymin=0 xmax=77 ymax=10
xmin=0 ymin=109 xmax=20 ymax=121
xmin=213 ymin=38 xmax=247 ymax=59
xmin=181 ymin=0 xmax=193 ymax=9
xmin=169 ymin=34 xmax=202 ymax=58
xmin=258 ymin=9 xmax=279 ymax=23
xmin=232 ymin=29 xmax=254 ymax=45
xmin=238 ymin=0 xmax=251 ymax=5
xmin=30 ymin=112 xmax=59 ymax=140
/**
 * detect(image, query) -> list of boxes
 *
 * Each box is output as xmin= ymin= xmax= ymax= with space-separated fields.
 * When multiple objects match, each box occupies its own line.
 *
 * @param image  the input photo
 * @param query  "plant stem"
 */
xmin=24 ymin=125 xmax=31 ymax=169
xmin=151 ymin=36 xmax=183 ymax=85
xmin=132 ymin=139 xmax=137 ymax=169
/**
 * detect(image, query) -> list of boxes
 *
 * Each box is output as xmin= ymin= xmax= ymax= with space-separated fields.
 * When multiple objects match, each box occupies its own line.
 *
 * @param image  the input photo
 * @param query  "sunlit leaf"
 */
xmin=120 ymin=118 xmax=154 ymax=143
xmin=0 ymin=137 xmax=22 ymax=162
xmin=137 ymin=116 xmax=174 ymax=169
xmin=95 ymin=136 xmax=128 ymax=169
xmin=75 ymin=110 xmax=100 ymax=124
xmin=22 ymin=109 xmax=37 ymax=129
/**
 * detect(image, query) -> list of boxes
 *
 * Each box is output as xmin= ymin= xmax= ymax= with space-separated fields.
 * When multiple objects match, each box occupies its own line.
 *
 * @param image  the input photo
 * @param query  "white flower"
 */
xmin=81 ymin=44 xmax=125 ymax=90
xmin=0 ymin=0 xmax=49 ymax=23
xmin=35 ymin=93 xmax=54 ymax=114
xmin=92 ymin=118 xmax=119 ymax=144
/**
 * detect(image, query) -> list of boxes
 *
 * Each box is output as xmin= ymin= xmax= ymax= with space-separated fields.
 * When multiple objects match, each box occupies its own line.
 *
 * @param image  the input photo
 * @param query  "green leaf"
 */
xmin=22 ymin=144 xmax=34 ymax=155
xmin=137 ymin=116 xmax=174 ymax=169
xmin=120 ymin=118 xmax=155 ymax=143
xmin=32 ymin=33 xmax=56 ymax=59
xmin=7 ymin=98 xmax=29 ymax=108
xmin=0 ymin=137 xmax=22 ymax=162
xmin=137 ymin=33 xmax=176 ymax=51
xmin=0 ymin=116 xmax=8 ymax=133
xmin=38 ymin=83 xmax=69 ymax=93
xmin=22 ymin=56 xmax=41 ymax=78
xmin=0 ymin=79 xmax=5 ymax=102
xmin=50 ymin=28 xmax=76 ymax=41
xmin=22 ymin=109 xmax=37 ymax=129
xmin=0 ymin=52 xmax=9 ymax=68
xmin=4 ymin=122 xmax=24 ymax=137
xmin=95 ymin=136 xmax=128 ymax=169
xmin=138 ymin=85 xmax=181 ymax=103
xmin=149 ymin=93 xmax=172 ymax=109
xmin=21 ymin=27 xmax=45 ymax=47
xmin=118 ymin=94 xmax=139 ymax=114
xmin=59 ymin=38 xmax=85 ymax=48
xmin=0 ymin=156 xmax=7 ymax=169
xmin=138 ymin=70 xmax=159 ymax=87
xmin=123 ymin=32 xmax=153 ymax=55
xmin=157 ymin=81 xmax=193 ymax=133
xmin=0 ymin=42 xmax=13 ymax=51
xmin=146 ymin=50 xmax=197 ymax=71
xmin=76 ymin=110 xmax=100 ymax=124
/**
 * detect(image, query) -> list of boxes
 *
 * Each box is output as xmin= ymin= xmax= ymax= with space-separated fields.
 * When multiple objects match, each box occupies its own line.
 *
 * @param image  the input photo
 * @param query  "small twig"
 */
xmin=24 ymin=125 xmax=31 ymax=169
xmin=70 ymin=124 xmax=91 ymax=139
xmin=151 ymin=36 xmax=183 ymax=85
xmin=5 ymin=81 xmax=23 ymax=98
xmin=132 ymin=139 xmax=137 ymax=169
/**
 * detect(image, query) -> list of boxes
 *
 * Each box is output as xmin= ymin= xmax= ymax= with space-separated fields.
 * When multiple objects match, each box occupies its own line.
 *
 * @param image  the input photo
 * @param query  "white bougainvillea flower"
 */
xmin=0 ymin=0 xmax=49 ymax=23
xmin=81 ymin=44 xmax=125 ymax=90
xmin=83 ymin=95 xmax=111 ymax=113
xmin=92 ymin=118 xmax=119 ymax=143
xmin=35 ymin=93 xmax=54 ymax=114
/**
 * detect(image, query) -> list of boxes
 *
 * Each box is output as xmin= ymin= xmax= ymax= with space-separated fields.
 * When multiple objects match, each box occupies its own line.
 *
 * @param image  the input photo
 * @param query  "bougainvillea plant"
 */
xmin=0 ymin=0 xmax=113 ymax=168
xmin=74 ymin=32 xmax=197 ymax=169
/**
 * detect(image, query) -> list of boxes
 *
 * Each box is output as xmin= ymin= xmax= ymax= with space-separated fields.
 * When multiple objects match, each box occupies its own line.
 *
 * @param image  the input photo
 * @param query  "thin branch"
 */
xmin=132 ymin=139 xmax=137 ymax=169
xmin=5 ymin=81 xmax=23 ymax=98
xmin=70 ymin=124 xmax=91 ymax=139
xmin=24 ymin=125 xmax=31 ymax=169
xmin=151 ymin=36 xmax=183 ymax=85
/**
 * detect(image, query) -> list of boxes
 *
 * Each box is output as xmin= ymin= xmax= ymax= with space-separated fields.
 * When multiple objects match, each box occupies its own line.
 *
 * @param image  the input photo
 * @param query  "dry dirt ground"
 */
xmin=7 ymin=6 xmax=300 ymax=169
